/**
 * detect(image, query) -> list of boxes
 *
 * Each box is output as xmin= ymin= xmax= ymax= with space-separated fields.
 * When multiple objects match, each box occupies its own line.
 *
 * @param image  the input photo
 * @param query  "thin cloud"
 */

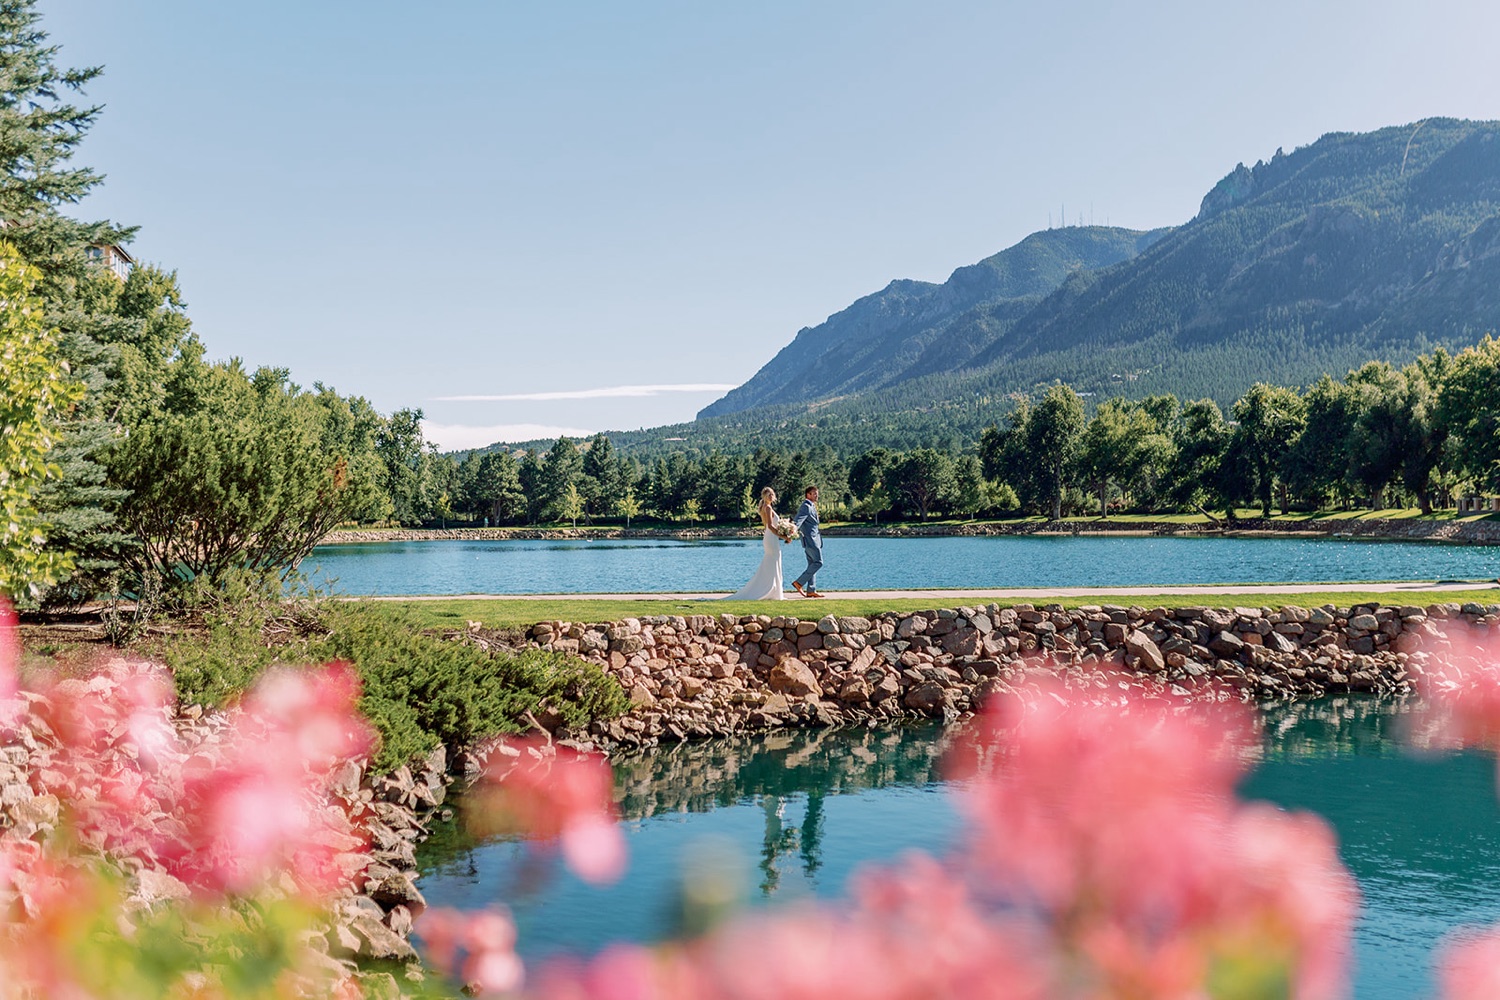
xmin=421 ymin=422 xmax=596 ymax=452
xmin=434 ymin=383 xmax=737 ymax=402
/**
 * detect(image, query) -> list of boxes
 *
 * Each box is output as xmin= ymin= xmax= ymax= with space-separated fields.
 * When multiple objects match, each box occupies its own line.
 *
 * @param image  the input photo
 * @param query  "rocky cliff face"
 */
xmin=698 ymin=226 xmax=1164 ymax=418
xmin=695 ymin=119 xmax=1500 ymax=429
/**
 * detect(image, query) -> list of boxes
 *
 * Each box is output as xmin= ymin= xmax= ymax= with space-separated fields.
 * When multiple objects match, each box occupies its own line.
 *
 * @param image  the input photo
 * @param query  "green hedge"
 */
xmin=155 ymin=600 xmax=626 ymax=771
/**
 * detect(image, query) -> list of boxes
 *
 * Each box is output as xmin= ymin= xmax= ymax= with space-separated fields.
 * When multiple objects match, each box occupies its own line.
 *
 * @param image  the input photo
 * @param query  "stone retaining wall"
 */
xmin=515 ymin=600 xmax=1500 ymax=749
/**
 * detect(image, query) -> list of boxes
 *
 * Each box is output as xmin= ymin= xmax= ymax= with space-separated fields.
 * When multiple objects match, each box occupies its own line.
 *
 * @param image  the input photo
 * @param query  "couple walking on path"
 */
xmin=725 ymin=485 xmax=825 ymax=601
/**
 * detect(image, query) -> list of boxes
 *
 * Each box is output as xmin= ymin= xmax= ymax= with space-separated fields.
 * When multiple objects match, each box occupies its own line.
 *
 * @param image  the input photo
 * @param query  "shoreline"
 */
xmin=320 ymin=515 xmax=1500 ymax=547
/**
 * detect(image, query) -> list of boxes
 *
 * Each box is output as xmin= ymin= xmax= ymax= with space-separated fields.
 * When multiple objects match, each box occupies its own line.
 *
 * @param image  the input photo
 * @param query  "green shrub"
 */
xmin=152 ymin=600 xmax=627 ymax=771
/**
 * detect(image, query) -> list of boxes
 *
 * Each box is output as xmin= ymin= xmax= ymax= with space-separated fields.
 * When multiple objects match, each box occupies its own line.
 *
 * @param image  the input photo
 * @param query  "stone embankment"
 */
xmin=514 ymin=601 xmax=1500 ymax=749
xmin=323 ymin=516 xmax=1500 ymax=546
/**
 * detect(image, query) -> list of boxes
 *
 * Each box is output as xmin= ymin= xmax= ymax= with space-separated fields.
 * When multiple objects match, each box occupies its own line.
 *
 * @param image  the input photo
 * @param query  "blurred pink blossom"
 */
xmin=1437 ymin=928 xmax=1500 ymax=1000
xmin=947 ymin=680 xmax=1357 ymax=999
xmin=0 ymin=602 xmax=19 ymax=725
xmin=471 ymin=738 xmax=625 ymax=885
xmin=418 ymin=907 xmax=525 ymax=997
xmin=1412 ymin=623 xmax=1500 ymax=761
xmin=165 ymin=663 xmax=373 ymax=894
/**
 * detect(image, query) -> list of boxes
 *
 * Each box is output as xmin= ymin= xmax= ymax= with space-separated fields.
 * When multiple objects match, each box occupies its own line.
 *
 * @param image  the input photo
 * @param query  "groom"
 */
xmin=791 ymin=485 xmax=824 ymax=598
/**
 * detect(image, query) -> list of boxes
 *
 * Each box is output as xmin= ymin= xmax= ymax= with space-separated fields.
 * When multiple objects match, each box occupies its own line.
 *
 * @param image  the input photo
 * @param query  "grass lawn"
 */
xmin=379 ymin=589 xmax=1500 ymax=631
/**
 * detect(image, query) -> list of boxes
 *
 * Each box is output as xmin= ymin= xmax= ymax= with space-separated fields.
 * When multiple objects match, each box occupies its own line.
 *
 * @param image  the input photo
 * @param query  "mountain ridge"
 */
xmin=698 ymin=225 xmax=1167 ymax=418
xmin=695 ymin=118 xmax=1500 ymax=432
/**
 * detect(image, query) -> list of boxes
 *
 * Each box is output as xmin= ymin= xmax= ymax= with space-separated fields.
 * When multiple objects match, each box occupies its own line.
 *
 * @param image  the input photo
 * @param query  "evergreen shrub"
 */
xmin=153 ymin=595 xmax=626 ymax=771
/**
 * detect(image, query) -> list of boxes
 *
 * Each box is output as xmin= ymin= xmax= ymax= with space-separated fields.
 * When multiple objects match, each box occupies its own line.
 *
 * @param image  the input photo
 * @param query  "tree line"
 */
xmin=433 ymin=340 xmax=1500 ymax=530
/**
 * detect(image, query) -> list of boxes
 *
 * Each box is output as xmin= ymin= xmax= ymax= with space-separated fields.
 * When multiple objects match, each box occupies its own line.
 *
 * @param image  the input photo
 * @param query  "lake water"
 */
xmin=305 ymin=535 xmax=1500 ymax=595
xmin=416 ymin=699 xmax=1500 ymax=1000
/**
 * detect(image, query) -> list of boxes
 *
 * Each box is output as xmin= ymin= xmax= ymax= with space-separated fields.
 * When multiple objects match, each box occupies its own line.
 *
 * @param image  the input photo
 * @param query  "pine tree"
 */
xmin=0 ymin=1 xmax=141 ymax=603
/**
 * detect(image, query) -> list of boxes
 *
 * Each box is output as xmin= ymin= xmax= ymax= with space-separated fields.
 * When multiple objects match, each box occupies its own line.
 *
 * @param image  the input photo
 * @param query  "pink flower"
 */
xmin=1437 ymin=928 xmax=1500 ymax=1000
xmin=0 ymin=601 xmax=20 ymax=724
xmin=1411 ymin=623 xmax=1500 ymax=786
xmin=947 ymin=679 xmax=1357 ymax=999
xmin=471 ymin=738 xmax=625 ymax=885
xmin=419 ymin=907 xmax=525 ymax=996
xmin=163 ymin=663 xmax=374 ymax=894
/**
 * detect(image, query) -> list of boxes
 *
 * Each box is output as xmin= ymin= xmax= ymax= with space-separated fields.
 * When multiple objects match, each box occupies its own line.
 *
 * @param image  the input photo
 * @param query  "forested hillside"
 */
xmin=633 ymin=119 xmax=1500 ymax=459
xmin=699 ymin=225 xmax=1166 ymax=417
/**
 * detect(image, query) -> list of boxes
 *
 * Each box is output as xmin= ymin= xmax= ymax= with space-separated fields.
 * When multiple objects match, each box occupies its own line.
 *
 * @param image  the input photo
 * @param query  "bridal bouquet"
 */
xmin=772 ymin=517 xmax=800 ymax=543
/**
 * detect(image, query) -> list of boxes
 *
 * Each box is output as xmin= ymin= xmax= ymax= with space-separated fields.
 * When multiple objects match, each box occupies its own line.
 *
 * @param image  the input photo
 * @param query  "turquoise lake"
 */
xmin=305 ymin=535 xmax=1500 ymax=595
xmin=416 ymin=699 xmax=1500 ymax=1000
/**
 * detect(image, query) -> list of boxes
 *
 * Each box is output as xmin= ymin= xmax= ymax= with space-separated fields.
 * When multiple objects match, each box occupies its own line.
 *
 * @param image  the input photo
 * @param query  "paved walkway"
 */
xmin=380 ymin=580 xmax=1500 ymax=602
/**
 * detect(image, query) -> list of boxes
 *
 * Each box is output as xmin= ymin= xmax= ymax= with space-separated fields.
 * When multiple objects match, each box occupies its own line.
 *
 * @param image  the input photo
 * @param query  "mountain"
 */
xmin=695 ymin=118 xmax=1500 ymax=432
xmin=698 ymin=226 xmax=1166 ymax=418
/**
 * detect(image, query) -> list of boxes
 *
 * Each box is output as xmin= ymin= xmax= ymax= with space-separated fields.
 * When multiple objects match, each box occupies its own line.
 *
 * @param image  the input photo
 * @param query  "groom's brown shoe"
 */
xmin=792 ymin=581 xmax=806 ymax=597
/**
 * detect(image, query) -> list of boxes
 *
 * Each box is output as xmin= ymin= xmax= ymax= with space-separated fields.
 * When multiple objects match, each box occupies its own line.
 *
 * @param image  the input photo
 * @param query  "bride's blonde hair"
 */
xmin=761 ymin=486 xmax=776 ymax=502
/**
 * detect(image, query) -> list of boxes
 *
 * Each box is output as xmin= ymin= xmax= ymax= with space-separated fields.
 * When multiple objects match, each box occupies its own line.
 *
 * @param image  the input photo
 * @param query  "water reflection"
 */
xmin=1258 ymin=695 xmax=1418 ymax=760
xmin=416 ymin=701 xmax=1500 ymax=997
xmin=1248 ymin=698 xmax=1500 ymax=1000
xmin=612 ymin=723 xmax=951 ymax=819
xmin=612 ymin=724 xmax=952 ymax=896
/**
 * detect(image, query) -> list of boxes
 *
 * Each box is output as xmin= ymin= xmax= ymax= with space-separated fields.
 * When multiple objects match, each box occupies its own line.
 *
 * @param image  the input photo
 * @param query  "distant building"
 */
xmin=86 ymin=243 xmax=133 ymax=281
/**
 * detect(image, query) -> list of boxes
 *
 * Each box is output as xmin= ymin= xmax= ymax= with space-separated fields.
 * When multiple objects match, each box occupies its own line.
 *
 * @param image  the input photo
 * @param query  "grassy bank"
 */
xmin=379 ymin=589 xmax=1500 ymax=631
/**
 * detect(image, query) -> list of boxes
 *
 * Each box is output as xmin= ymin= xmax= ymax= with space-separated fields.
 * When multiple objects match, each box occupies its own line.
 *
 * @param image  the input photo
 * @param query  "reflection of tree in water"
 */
xmin=416 ymin=724 xmax=954 ymax=881
xmin=755 ymin=791 xmax=827 ymax=895
xmin=614 ymin=724 xmax=950 ymax=895
xmin=1257 ymin=695 xmax=1417 ymax=761
xmin=612 ymin=723 xmax=952 ymax=821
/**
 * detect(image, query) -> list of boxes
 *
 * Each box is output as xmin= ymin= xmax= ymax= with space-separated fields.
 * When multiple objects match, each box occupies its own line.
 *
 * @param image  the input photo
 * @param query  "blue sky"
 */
xmin=41 ymin=0 xmax=1500 ymax=450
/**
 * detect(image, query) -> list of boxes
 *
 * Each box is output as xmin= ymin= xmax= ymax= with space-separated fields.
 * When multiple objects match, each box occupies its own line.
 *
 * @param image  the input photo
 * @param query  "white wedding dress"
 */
xmin=725 ymin=525 xmax=784 ymax=600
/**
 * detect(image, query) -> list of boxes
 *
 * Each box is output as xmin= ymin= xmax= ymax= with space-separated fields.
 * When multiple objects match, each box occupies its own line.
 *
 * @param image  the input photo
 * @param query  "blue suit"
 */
xmin=792 ymin=497 xmax=823 ymax=592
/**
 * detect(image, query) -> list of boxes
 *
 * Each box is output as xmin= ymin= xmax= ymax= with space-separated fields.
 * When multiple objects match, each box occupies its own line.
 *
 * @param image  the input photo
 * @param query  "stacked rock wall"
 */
xmin=518 ymin=601 xmax=1500 ymax=748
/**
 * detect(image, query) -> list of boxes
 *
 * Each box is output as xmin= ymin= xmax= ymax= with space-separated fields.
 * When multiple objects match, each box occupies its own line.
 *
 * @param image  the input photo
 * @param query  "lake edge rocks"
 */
xmin=510 ymin=600 xmax=1500 ymax=751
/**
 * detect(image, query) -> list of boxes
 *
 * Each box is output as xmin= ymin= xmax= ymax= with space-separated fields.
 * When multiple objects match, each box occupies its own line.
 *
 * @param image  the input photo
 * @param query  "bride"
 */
xmin=724 ymin=486 xmax=789 ymax=600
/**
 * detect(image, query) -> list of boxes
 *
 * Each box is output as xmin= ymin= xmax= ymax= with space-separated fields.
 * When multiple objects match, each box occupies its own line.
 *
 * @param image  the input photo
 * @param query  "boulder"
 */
xmin=768 ymin=658 xmax=823 ymax=698
xmin=903 ymin=681 xmax=949 ymax=717
xmin=1208 ymin=631 xmax=1245 ymax=656
xmin=838 ymin=679 xmax=871 ymax=704
xmin=369 ymin=873 xmax=426 ymax=919
xmin=347 ymin=911 xmax=418 ymax=962
xmin=941 ymin=630 xmax=981 ymax=657
xmin=1123 ymin=630 xmax=1165 ymax=672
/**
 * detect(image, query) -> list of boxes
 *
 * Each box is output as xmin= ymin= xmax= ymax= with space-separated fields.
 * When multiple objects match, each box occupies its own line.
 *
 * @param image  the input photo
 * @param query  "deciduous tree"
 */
xmin=1231 ymin=382 xmax=1304 ymax=517
xmin=0 ymin=242 xmax=81 ymax=599
xmin=1028 ymin=384 xmax=1086 ymax=521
